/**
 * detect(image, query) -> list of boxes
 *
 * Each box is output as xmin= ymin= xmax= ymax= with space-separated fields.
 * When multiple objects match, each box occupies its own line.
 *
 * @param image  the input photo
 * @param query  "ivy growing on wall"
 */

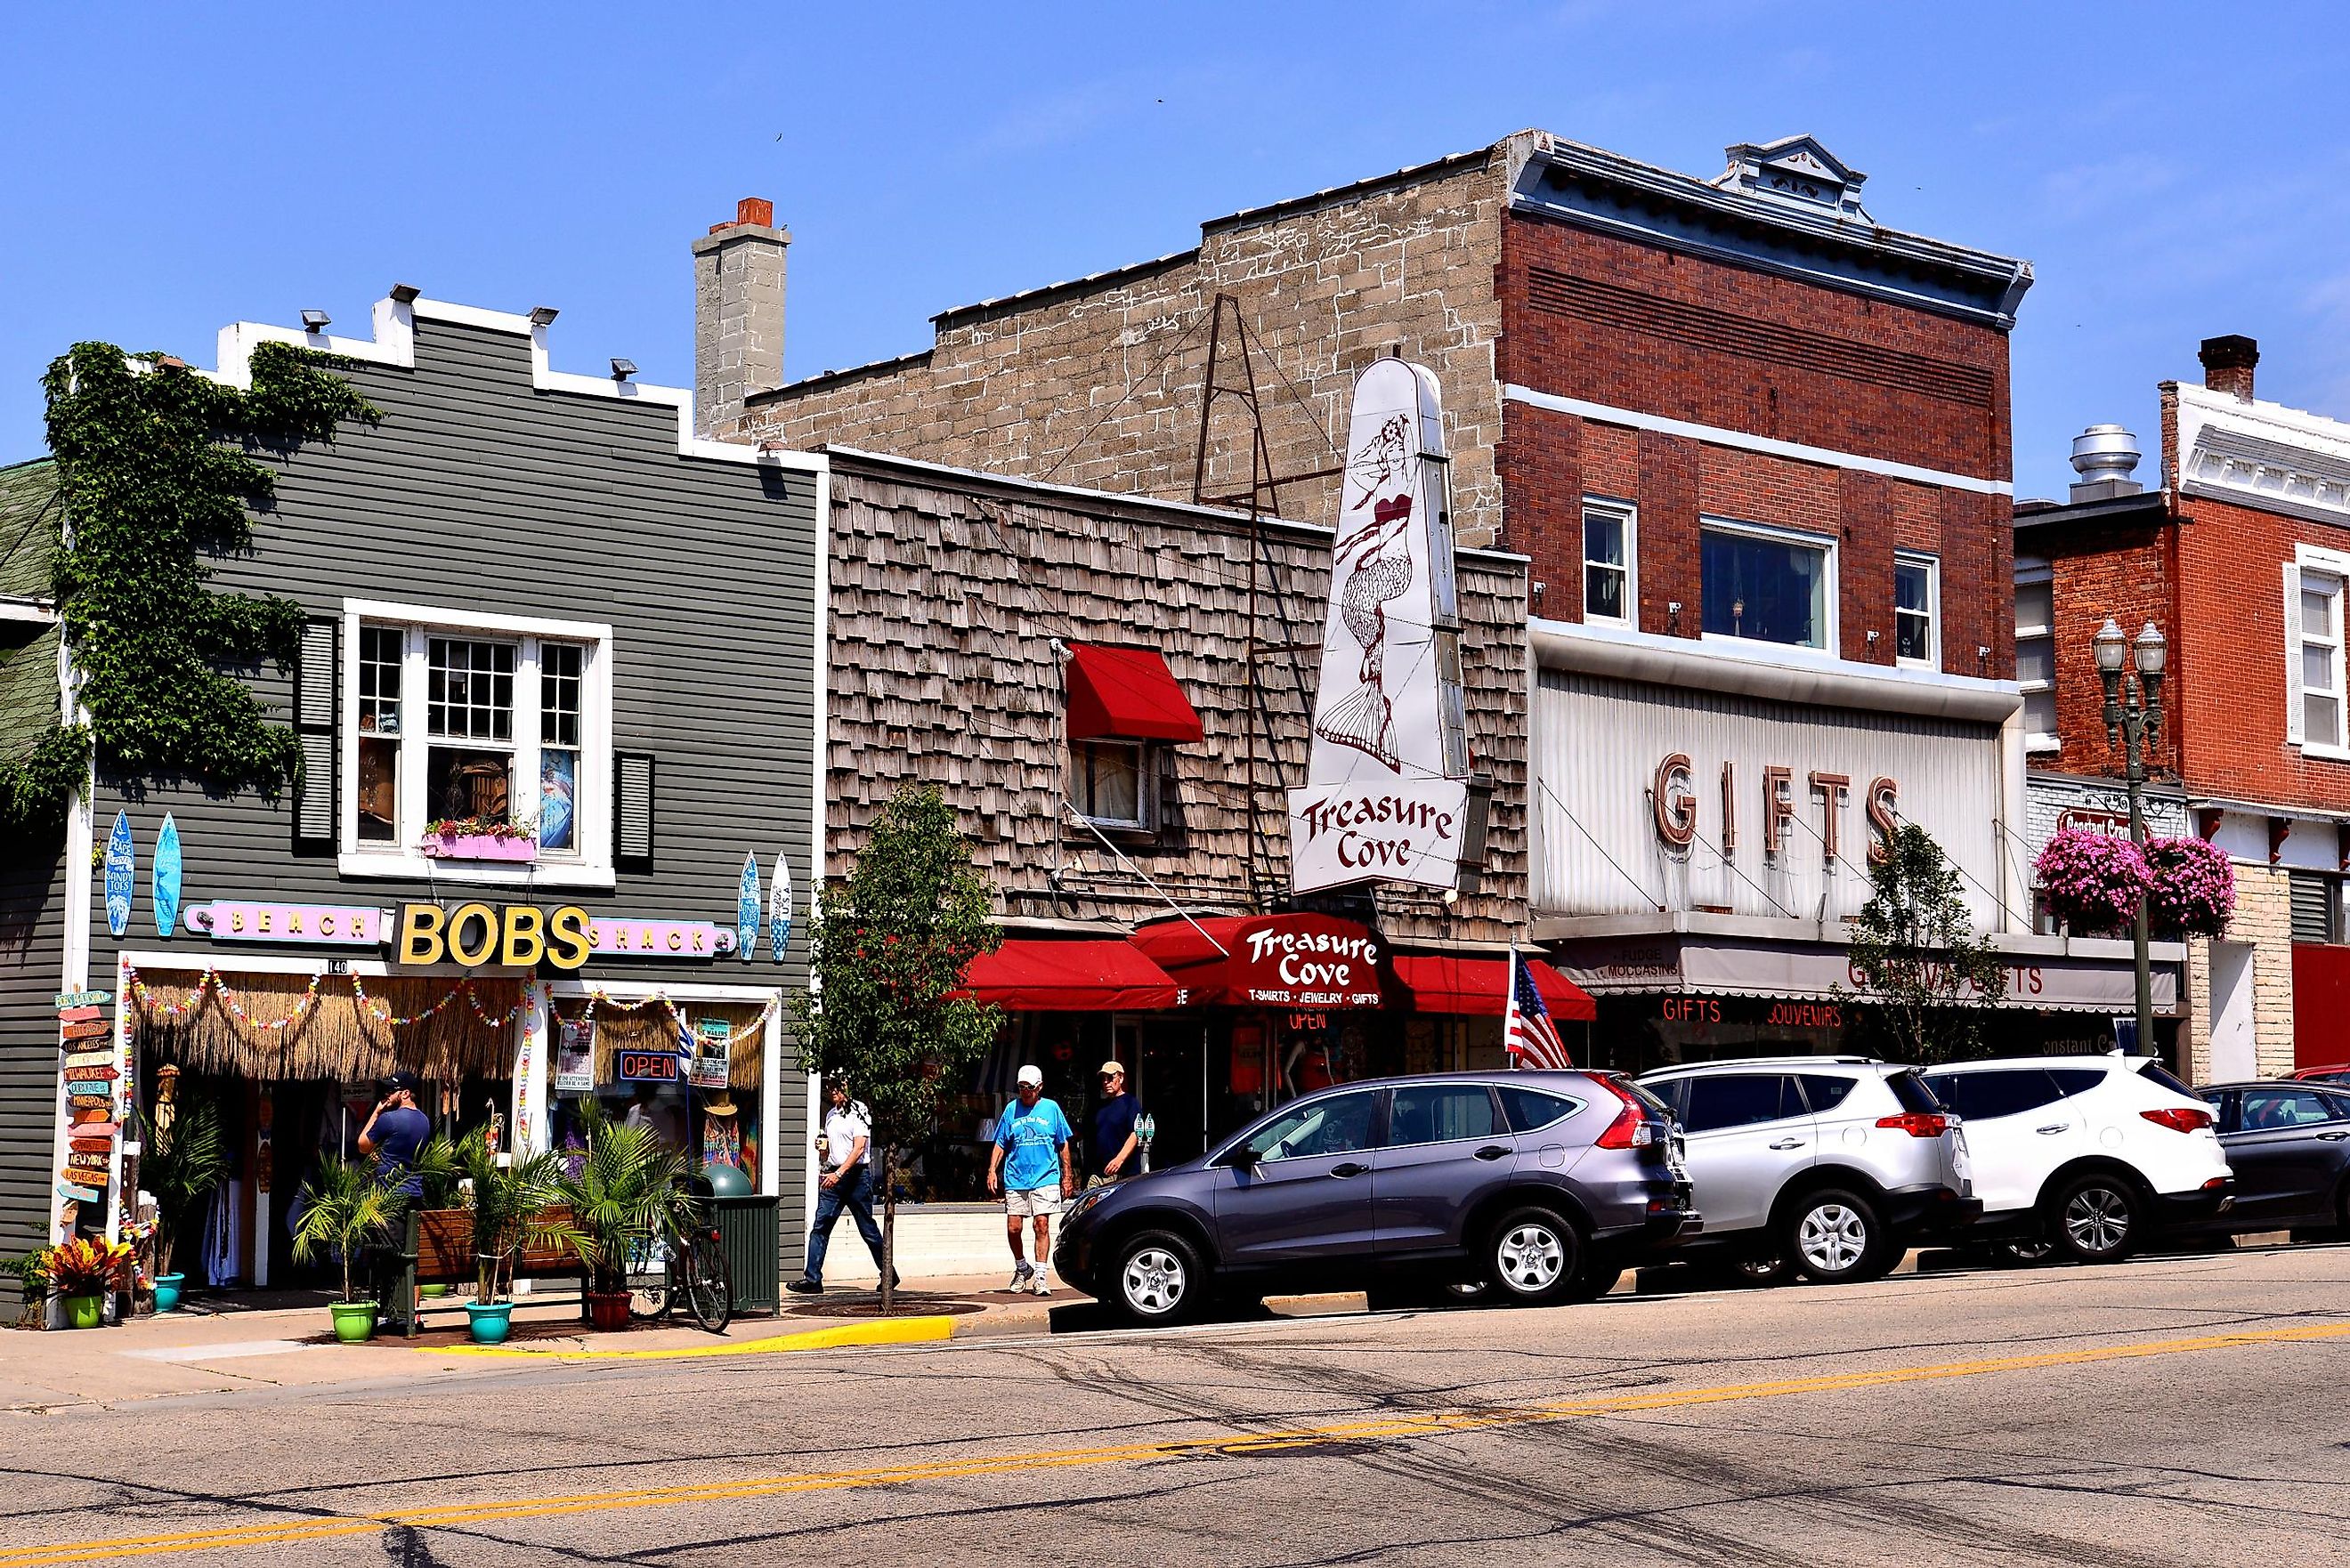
xmin=0 ymin=342 xmax=378 ymax=831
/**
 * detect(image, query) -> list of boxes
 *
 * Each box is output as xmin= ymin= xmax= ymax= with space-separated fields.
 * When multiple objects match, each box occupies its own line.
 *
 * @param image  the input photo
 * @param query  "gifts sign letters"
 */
xmin=1288 ymin=359 xmax=1471 ymax=894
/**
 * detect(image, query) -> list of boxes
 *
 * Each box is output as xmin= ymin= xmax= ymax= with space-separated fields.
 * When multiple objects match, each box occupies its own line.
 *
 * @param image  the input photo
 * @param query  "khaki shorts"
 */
xmin=1005 ymin=1186 xmax=1062 ymax=1217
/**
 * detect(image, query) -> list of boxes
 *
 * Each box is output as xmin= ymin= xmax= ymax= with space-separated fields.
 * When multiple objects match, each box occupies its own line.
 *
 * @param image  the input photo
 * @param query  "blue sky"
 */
xmin=5 ymin=2 xmax=2346 ymax=499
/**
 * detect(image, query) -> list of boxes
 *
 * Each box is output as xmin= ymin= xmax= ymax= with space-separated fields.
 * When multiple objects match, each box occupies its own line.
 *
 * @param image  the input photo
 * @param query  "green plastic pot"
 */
xmin=417 ymin=1283 xmax=450 ymax=1298
xmin=151 ymin=1273 xmax=185 ymax=1313
xmin=63 ymin=1294 xmax=102 ymax=1330
xmin=329 ymin=1301 xmax=378 ymax=1344
xmin=466 ymin=1303 xmax=514 ymax=1345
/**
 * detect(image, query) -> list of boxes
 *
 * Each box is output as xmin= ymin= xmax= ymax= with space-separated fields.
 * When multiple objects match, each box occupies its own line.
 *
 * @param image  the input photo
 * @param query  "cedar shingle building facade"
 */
xmin=2017 ymin=337 xmax=2350 ymax=1079
xmin=701 ymin=132 xmax=2166 ymax=1068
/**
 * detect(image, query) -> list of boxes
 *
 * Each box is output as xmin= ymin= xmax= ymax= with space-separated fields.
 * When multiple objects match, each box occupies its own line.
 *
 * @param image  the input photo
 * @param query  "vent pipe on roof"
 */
xmin=2069 ymin=424 xmax=2143 ymax=502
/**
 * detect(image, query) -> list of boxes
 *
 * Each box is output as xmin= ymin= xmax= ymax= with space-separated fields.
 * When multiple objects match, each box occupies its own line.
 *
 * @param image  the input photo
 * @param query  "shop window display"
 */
xmin=547 ymin=998 xmax=767 ymax=1192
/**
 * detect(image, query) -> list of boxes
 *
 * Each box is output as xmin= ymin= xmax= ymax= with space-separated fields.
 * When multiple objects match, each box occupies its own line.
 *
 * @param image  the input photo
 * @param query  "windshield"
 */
xmin=1888 ymin=1071 xmax=1943 ymax=1114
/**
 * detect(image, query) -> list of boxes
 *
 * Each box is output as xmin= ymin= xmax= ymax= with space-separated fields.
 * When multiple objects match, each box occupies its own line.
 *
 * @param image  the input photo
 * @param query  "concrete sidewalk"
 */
xmin=0 ymin=1273 xmax=1092 ymax=1413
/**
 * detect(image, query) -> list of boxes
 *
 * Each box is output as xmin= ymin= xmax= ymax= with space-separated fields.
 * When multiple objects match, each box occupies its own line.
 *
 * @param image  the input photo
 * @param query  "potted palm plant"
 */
xmin=289 ymin=1156 xmax=402 ymax=1343
xmin=140 ymin=1097 xmax=228 ymax=1313
xmin=562 ymin=1100 xmax=697 ymax=1331
xmin=453 ymin=1131 xmax=577 ymax=1345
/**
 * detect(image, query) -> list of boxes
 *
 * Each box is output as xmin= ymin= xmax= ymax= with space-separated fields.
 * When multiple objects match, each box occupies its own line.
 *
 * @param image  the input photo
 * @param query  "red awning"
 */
xmin=1065 ymin=644 xmax=1204 ymax=744
xmin=956 ymin=940 xmax=1185 ymax=1012
xmin=1390 ymin=954 xmax=1597 ymax=1022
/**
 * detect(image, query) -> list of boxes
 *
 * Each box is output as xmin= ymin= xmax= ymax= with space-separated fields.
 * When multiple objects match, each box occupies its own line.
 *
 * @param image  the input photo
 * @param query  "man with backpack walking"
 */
xmin=788 ymin=1079 xmax=896 ymax=1296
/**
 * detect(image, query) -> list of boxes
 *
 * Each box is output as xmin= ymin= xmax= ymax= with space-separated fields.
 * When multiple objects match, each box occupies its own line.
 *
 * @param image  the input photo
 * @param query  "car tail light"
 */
xmin=1593 ymin=1076 xmax=1659 ymax=1150
xmin=1876 ymin=1112 xmax=1949 ymax=1138
xmin=2141 ymin=1106 xmax=2215 ymax=1134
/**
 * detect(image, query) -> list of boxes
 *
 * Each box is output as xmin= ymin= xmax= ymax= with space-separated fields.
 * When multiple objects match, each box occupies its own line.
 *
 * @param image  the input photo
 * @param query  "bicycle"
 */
xmin=623 ymin=1205 xmax=733 ymax=1334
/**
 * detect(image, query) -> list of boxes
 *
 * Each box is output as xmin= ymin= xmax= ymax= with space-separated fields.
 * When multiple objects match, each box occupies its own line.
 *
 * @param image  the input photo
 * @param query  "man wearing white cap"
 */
xmin=986 ymin=1064 xmax=1074 ymax=1295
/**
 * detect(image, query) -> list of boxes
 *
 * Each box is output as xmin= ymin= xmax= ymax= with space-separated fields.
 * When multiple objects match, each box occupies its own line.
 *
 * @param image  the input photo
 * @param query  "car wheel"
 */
xmin=1736 ymin=1254 xmax=1791 ymax=1287
xmin=1485 ymin=1207 xmax=1583 ymax=1305
xmin=2050 ymin=1174 xmax=2140 ymax=1265
xmin=1993 ymin=1238 xmax=2056 ymax=1266
xmin=1782 ymin=1188 xmax=1890 ymax=1284
xmin=1109 ymin=1231 xmax=1204 ymax=1325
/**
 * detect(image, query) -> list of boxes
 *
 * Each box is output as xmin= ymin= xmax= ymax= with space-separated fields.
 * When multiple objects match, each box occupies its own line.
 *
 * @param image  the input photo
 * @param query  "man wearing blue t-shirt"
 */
xmin=986 ymin=1064 xmax=1074 ymax=1296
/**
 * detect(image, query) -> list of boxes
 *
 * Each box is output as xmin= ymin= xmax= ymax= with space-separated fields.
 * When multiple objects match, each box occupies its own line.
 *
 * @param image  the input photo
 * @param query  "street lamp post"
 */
xmin=2095 ymin=617 xmax=2167 ymax=1055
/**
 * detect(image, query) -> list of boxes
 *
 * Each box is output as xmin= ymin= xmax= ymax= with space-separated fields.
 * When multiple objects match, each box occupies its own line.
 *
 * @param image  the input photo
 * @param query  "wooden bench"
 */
xmin=390 ymin=1207 xmax=588 ymax=1338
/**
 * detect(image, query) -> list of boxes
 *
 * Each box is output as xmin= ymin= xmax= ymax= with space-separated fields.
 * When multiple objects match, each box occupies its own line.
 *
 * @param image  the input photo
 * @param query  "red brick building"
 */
xmin=705 ymin=132 xmax=2166 ymax=1069
xmin=2018 ymin=337 xmax=2350 ymax=1079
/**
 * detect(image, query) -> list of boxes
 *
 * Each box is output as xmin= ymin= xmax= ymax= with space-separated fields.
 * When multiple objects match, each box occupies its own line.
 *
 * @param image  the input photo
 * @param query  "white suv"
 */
xmin=1638 ymin=1058 xmax=1976 ymax=1284
xmin=1918 ymin=1055 xmax=2232 ymax=1264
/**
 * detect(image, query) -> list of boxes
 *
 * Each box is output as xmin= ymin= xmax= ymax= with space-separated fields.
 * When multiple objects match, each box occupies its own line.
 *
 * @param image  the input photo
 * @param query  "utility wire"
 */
xmin=1535 ymin=774 xmax=1659 ymax=911
xmin=1036 ymin=313 xmax=1211 ymax=487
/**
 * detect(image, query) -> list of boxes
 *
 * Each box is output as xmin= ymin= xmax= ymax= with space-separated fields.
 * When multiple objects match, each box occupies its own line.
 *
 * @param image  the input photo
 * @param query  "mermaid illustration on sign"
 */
xmin=1314 ymin=412 xmax=1419 ymax=768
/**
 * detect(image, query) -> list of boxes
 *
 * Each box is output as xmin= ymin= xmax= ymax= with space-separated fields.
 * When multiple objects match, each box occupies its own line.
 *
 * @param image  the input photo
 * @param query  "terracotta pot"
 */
xmin=586 ymin=1290 xmax=632 ymax=1331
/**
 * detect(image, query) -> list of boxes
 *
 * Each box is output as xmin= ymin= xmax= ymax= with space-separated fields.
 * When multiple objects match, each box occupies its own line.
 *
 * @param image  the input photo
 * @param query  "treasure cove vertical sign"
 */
xmin=1287 ymin=359 xmax=1471 ymax=893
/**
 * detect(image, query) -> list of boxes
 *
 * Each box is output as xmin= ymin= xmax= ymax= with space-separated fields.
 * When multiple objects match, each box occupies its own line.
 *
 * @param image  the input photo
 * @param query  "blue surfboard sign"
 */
xmin=736 ymin=852 xmax=761 ymax=958
xmin=152 ymin=813 xmax=182 ymax=938
xmin=769 ymin=853 xmax=791 ymax=963
xmin=103 ymin=812 xmax=134 ymax=938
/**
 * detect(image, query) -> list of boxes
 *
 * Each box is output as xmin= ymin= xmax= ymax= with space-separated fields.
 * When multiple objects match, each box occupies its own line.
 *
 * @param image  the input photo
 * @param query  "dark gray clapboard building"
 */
xmin=0 ymin=295 xmax=825 ymax=1300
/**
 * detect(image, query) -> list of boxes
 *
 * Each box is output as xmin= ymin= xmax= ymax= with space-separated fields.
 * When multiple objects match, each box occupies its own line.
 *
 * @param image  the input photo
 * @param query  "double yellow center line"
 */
xmin=9 ymin=1317 xmax=2347 ymax=1564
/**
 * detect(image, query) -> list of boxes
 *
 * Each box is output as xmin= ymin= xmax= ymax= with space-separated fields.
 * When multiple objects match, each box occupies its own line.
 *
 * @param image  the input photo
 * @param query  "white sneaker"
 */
xmin=1007 ymin=1262 xmax=1033 ymax=1292
xmin=1030 ymin=1270 xmax=1052 ymax=1297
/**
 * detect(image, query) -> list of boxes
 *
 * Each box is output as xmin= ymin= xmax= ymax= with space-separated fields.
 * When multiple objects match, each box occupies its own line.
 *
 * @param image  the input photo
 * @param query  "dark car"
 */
xmin=2289 ymin=1063 xmax=2350 ymax=1087
xmin=1052 ymin=1070 xmax=1698 ymax=1323
xmin=2183 ymin=1080 xmax=2350 ymax=1236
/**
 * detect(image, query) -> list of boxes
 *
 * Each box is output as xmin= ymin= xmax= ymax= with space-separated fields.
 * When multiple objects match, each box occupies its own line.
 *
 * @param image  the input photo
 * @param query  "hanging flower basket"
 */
xmin=2145 ymin=836 xmax=2236 ymax=938
xmin=422 ymin=817 xmax=538 ymax=863
xmin=2034 ymin=827 xmax=2151 ymax=935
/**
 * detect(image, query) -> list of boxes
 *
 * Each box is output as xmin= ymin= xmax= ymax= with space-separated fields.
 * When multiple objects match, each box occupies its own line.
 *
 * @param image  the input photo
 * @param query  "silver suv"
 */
xmin=1636 ymin=1058 xmax=1977 ymax=1283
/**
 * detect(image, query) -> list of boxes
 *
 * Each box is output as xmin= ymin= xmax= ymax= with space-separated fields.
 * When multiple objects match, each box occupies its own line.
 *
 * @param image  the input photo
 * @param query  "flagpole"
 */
xmin=1504 ymin=941 xmax=1519 ymax=1071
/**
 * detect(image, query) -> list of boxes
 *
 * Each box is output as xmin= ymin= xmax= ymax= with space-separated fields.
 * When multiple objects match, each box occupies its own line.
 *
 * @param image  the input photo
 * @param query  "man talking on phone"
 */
xmin=359 ymin=1071 xmax=430 ymax=1196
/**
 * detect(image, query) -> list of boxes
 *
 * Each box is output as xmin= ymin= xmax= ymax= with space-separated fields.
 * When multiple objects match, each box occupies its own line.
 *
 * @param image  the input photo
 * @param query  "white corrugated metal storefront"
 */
xmin=1530 ymin=668 xmax=2010 ymax=926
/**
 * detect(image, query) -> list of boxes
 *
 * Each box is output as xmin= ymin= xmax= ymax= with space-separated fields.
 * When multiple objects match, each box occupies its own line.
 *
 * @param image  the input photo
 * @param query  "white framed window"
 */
xmin=1581 ymin=497 xmax=1636 ymax=627
xmin=2014 ymin=561 xmax=2057 ymax=752
xmin=340 ymin=600 xmax=614 ymax=885
xmin=2301 ymin=570 xmax=2345 ymax=752
xmin=1894 ymin=553 xmax=1939 ymax=669
xmin=1700 ymin=518 xmax=1835 ymax=653
xmin=1072 ymin=740 xmax=1151 ymax=832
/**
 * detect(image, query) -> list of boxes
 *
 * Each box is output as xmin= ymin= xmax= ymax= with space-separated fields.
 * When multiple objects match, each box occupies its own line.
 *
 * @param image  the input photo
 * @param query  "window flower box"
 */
xmin=422 ymin=818 xmax=538 ymax=863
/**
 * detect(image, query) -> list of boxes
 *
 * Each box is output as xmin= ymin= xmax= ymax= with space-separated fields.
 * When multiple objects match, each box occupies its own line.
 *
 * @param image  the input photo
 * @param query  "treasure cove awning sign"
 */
xmin=1288 ymin=358 xmax=1471 ymax=895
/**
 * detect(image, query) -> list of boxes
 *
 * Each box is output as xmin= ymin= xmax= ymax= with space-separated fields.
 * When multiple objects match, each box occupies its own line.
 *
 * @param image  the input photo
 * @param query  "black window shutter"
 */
xmin=295 ymin=617 xmax=337 ymax=846
xmin=617 ymin=753 xmax=655 ymax=863
xmin=1454 ymin=769 xmax=1495 ymax=895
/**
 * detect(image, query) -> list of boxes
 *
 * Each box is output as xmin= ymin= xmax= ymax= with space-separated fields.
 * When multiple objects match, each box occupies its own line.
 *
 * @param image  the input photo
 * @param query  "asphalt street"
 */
xmin=4 ymin=1242 xmax=2348 ymax=1567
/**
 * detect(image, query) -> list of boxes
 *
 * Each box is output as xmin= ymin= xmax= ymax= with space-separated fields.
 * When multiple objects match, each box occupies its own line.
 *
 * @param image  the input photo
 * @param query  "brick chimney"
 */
xmin=2199 ymin=334 xmax=2259 ymax=403
xmin=692 ymin=198 xmax=790 ymax=438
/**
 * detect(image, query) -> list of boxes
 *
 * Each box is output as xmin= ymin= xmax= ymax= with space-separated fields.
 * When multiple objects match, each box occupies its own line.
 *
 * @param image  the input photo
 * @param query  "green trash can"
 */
xmin=704 ymin=1194 xmax=781 ymax=1314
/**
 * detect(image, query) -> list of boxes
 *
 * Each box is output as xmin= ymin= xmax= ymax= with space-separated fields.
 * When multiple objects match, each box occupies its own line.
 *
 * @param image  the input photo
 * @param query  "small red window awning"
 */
xmin=1066 ymin=643 xmax=1204 ymax=744
xmin=1390 ymin=954 xmax=1597 ymax=1022
xmin=956 ymin=940 xmax=1186 ymax=1012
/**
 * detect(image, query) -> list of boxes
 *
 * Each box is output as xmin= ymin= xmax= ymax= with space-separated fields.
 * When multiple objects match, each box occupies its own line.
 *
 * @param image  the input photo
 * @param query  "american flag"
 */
xmin=1503 ymin=948 xmax=1574 ymax=1070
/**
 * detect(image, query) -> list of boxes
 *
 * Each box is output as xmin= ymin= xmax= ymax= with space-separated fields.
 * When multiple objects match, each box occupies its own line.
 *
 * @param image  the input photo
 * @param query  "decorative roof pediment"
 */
xmin=1713 ymin=135 xmax=1873 ymax=222
xmin=2176 ymin=383 xmax=2350 ymax=527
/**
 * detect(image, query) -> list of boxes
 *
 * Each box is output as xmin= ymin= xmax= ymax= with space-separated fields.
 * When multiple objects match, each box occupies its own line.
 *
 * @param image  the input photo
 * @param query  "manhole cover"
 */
xmin=785 ymin=1298 xmax=988 ymax=1319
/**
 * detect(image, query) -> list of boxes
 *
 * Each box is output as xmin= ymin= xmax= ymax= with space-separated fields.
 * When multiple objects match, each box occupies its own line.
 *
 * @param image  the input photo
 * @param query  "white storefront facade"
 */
xmin=1528 ymin=622 xmax=2184 ymax=1071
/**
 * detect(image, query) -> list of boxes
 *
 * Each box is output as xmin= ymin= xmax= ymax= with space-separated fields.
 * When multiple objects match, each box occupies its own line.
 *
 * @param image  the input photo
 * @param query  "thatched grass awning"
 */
xmin=130 ymin=968 xmax=525 ymax=1084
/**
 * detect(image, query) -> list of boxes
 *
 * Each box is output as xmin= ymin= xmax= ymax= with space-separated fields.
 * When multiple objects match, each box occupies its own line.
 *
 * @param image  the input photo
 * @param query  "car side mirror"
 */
xmin=1227 ymin=1144 xmax=1260 ymax=1171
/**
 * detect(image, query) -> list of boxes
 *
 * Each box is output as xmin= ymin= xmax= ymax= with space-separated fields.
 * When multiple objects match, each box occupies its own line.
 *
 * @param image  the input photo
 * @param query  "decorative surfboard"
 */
xmin=152 ymin=813 xmax=182 ymax=938
xmin=103 ymin=812 xmax=133 ymax=938
xmin=768 ymin=853 xmax=791 ymax=963
xmin=736 ymin=852 xmax=761 ymax=958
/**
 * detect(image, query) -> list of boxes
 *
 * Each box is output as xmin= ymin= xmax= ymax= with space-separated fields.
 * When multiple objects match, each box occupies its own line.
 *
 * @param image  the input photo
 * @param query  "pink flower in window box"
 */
xmin=422 ymin=817 xmax=538 ymax=863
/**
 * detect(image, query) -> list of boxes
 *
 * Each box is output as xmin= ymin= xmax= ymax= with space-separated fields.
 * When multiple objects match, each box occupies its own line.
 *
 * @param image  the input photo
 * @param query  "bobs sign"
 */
xmin=398 ymin=902 xmax=595 ymax=971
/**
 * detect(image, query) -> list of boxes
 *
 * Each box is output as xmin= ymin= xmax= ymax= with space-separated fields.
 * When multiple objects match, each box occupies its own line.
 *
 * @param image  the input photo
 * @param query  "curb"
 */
xmin=421 ymin=1314 xmax=958 ymax=1360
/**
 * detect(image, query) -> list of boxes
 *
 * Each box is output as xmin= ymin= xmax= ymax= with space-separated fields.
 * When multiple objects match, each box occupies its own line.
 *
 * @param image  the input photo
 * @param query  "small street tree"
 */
xmin=790 ymin=784 xmax=1001 ymax=1312
xmin=1844 ymin=823 xmax=2008 ymax=1064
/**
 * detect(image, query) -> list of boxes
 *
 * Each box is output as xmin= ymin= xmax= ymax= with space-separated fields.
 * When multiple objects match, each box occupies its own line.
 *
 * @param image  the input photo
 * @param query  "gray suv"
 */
xmin=1638 ymin=1058 xmax=1977 ymax=1284
xmin=1054 ymin=1070 xmax=1698 ymax=1323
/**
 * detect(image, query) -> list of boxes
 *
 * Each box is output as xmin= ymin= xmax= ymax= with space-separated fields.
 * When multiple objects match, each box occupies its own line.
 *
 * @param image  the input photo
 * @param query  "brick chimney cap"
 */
xmin=2200 ymin=334 xmax=2259 ymax=370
